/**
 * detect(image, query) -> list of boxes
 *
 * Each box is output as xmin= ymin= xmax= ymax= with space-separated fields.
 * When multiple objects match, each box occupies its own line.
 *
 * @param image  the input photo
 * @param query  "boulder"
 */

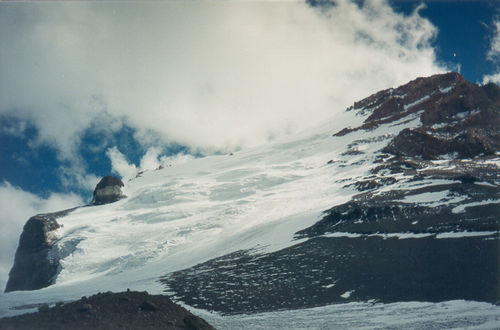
xmin=92 ymin=176 xmax=125 ymax=205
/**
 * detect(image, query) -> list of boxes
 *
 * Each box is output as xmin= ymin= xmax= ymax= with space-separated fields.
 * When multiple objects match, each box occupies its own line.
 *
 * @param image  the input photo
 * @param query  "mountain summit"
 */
xmin=2 ymin=72 xmax=499 ymax=328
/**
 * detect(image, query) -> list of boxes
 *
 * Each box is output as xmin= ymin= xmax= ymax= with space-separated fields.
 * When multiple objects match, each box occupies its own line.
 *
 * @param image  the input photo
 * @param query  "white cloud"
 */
xmin=107 ymin=146 xmax=184 ymax=181
xmin=106 ymin=147 xmax=138 ymax=181
xmin=59 ymin=165 xmax=101 ymax=195
xmin=0 ymin=0 xmax=444 ymax=157
xmin=487 ymin=21 xmax=500 ymax=62
xmin=482 ymin=71 xmax=500 ymax=85
xmin=159 ymin=153 xmax=195 ymax=168
xmin=139 ymin=147 xmax=161 ymax=172
xmin=0 ymin=181 xmax=83 ymax=293
xmin=483 ymin=20 xmax=500 ymax=85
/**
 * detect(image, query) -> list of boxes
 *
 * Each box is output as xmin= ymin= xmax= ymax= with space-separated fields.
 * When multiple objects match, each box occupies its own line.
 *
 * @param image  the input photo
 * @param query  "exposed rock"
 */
xmin=383 ymin=126 xmax=497 ymax=160
xmin=295 ymin=185 xmax=499 ymax=238
xmin=382 ymin=128 xmax=447 ymax=160
xmin=345 ymin=177 xmax=397 ymax=191
xmin=38 ymin=304 xmax=50 ymax=313
xmin=162 ymin=233 xmax=499 ymax=314
xmin=5 ymin=208 xmax=77 ymax=293
xmin=184 ymin=314 xmax=213 ymax=330
xmin=138 ymin=300 xmax=157 ymax=312
xmin=78 ymin=303 xmax=93 ymax=313
xmin=333 ymin=72 xmax=500 ymax=160
xmin=340 ymin=148 xmax=364 ymax=156
xmin=332 ymin=127 xmax=353 ymax=137
xmin=92 ymin=176 xmax=125 ymax=205
xmin=0 ymin=291 xmax=216 ymax=330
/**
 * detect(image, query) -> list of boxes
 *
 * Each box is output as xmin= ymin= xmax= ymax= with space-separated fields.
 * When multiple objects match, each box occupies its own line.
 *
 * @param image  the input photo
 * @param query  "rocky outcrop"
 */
xmin=334 ymin=72 xmax=500 ymax=160
xmin=0 ymin=290 xmax=215 ymax=329
xmin=382 ymin=127 xmax=497 ymax=160
xmin=5 ymin=208 xmax=77 ymax=293
xmin=295 ymin=184 xmax=499 ymax=239
xmin=5 ymin=176 xmax=125 ymax=293
xmin=92 ymin=176 xmax=125 ymax=205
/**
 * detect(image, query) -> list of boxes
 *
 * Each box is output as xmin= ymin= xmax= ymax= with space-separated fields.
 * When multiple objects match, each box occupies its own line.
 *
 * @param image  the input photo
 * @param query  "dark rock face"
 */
xmin=5 ymin=176 xmax=124 ymax=293
xmin=335 ymin=72 xmax=500 ymax=160
xmin=349 ymin=72 xmax=500 ymax=127
xmin=92 ymin=176 xmax=125 ymax=205
xmin=295 ymin=184 xmax=499 ymax=239
xmin=383 ymin=127 xmax=497 ymax=160
xmin=161 ymin=236 xmax=499 ymax=315
xmin=5 ymin=208 xmax=77 ymax=293
xmin=0 ymin=291 xmax=215 ymax=330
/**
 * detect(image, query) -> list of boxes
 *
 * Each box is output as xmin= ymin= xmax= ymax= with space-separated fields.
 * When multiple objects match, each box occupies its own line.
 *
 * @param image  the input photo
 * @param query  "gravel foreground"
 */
xmin=0 ymin=290 xmax=215 ymax=330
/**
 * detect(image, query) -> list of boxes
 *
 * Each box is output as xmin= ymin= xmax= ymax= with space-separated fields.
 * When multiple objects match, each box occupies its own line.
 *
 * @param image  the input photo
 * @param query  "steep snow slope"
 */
xmin=1 ymin=73 xmax=499 ymax=328
xmin=0 ymin=106 xmax=372 ymax=313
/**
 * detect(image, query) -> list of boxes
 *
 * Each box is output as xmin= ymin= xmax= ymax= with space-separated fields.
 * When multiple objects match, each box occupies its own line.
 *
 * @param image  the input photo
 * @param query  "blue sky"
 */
xmin=0 ymin=0 xmax=500 ymax=288
xmin=392 ymin=0 xmax=499 ymax=83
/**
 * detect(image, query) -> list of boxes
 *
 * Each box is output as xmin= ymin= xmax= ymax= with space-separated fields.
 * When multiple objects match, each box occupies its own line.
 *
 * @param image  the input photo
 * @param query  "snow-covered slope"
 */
xmin=1 ymin=73 xmax=499 ymax=328
xmin=0 ymin=100 xmax=372 ymax=312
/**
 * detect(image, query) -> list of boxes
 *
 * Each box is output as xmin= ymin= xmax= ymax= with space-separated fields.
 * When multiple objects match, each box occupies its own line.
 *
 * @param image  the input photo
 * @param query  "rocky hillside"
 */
xmin=161 ymin=72 xmax=500 ymax=314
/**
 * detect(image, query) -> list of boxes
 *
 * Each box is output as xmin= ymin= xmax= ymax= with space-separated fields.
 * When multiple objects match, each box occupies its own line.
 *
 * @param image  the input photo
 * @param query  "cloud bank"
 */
xmin=0 ymin=0 xmax=443 ymax=159
xmin=0 ymin=182 xmax=83 ymax=292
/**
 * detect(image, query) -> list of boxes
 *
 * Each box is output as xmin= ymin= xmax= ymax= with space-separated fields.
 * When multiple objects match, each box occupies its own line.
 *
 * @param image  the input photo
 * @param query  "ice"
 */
xmin=454 ymin=109 xmax=481 ymax=119
xmin=341 ymin=290 xmax=354 ymax=299
xmin=432 ymin=122 xmax=449 ymax=129
xmin=398 ymin=190 xmax=468 ymax=208
xmin=452 ymin=199 xmax=500 ymax=214
xmin=323 ymin=232 xmax=363 ymax=238
xmin=435 ymin=231 xmax=499 ymax=239
xmin=373 ymin=179 xmax=460 ymax=197
xmin=323 ymin=231 xmax=499 ymax=240
xmin=404 ymin=95 xmax=430 ymax=111
xmin=195 ymin=300 xmax=500 ymax=330
xmin=474 ymin=182 xmax=497 ymax=188
xmin=400 ymin=190 xmax=449 ymax=203
xmin=439 ymin=85 xmax=455 ymax=93
xmin=324 ymin=232 xmax=434 ymax=239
